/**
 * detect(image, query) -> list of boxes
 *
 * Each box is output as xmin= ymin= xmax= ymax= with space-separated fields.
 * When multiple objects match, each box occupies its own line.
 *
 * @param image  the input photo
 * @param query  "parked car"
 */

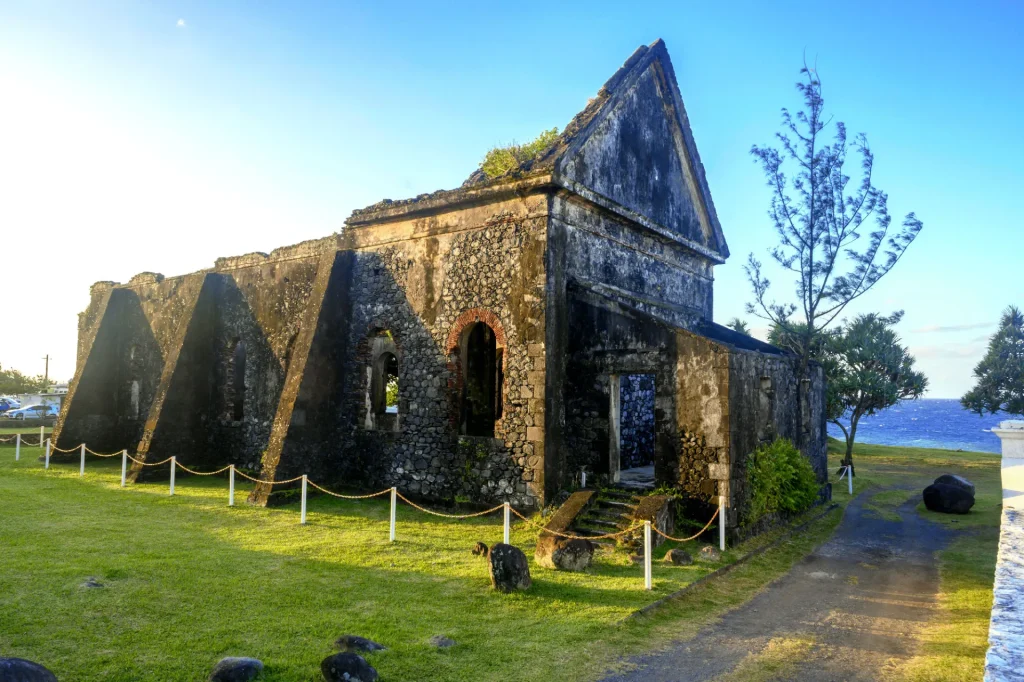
xmin=0 ymin=398 xmax=20 ymax=414
xmin=4 ymin=404 xmax=58 ymax=420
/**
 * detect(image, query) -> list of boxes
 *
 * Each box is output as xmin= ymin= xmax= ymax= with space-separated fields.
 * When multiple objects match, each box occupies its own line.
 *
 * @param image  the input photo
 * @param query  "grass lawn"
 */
xmin=0 ymin=438 xmax=999 ymax=681
xmin=827 ymin=440 xmax=1001 ymax=682
xmin=0 ymin=425 xmax=51 ymax=436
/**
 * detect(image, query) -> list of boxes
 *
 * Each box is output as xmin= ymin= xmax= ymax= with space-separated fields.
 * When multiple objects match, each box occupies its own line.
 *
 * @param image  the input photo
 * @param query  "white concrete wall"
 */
xmin=985 ymin=421 xmax=1024 ymax=681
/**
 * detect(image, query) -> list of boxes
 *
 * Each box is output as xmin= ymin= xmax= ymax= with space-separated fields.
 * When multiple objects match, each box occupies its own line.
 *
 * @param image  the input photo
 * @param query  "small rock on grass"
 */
xmin=81 ymin=577 xmax=104 ymax=588
xmin=698 ymin=545 xmax=722 ymax=562
xmin=664 ymin=549 xmax=692 ymax=565
xmin=334 ymin=635 xmax=386 ymax=654
xmin=488 ymin=543 xmax=531 ymax=592
xmin=320 ymin=653 xmax=378 ymax=682
xmin=0 ymin=657 xmax=58 ymax=682
xmin=208 ymin=657 xmax=263 ymax=682
xmin=429 ymin=635 xmax=456 ymax=648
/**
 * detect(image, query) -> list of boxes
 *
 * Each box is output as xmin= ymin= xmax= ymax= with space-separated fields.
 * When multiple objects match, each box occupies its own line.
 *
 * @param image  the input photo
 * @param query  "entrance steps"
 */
xmin=570 ymin=488 xmax=644 ymax=550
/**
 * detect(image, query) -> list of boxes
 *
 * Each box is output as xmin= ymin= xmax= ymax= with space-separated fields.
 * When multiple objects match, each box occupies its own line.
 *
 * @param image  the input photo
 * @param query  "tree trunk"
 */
xmin=841 ymin=414 xmax=859 ymax=476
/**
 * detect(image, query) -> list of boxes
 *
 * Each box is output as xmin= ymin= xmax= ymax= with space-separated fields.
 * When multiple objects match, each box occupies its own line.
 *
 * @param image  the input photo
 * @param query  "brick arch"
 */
xmin=445 ymin=308 xmax=506 ymax=355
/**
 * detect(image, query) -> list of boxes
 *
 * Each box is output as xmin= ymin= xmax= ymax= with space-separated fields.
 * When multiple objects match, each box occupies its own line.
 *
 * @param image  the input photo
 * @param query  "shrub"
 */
xmin=745 ymin=438 xmax=818 ymax=525
xmin=480 ymin=128 xmax=559 ymax=178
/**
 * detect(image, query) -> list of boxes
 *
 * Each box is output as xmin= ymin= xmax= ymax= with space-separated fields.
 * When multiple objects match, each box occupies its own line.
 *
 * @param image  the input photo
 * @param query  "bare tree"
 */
xmin=746 ymin=61 xmax=923 ymax=372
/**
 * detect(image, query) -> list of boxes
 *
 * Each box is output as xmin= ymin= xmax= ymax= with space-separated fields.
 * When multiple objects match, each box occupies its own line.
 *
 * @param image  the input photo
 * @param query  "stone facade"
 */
xmin=51 ymin=40 xmax=827 ymax=523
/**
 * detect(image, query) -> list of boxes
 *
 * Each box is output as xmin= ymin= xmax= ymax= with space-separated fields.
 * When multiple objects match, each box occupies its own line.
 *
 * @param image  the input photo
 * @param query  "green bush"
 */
xmin=745 ymin=437 xmax=819 ymax=525
xmin=480 ymin=128 xmax=559 ymax=178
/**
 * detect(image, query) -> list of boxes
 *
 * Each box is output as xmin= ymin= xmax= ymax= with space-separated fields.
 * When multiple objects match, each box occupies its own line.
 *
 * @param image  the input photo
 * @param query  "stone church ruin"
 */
xmin=51 ymin=40 xmax=827 ymax=531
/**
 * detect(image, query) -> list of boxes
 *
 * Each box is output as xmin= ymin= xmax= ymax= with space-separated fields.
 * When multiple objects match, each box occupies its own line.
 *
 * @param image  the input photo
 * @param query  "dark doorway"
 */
xmin=619 ymin=373 xmax=655 ymax=470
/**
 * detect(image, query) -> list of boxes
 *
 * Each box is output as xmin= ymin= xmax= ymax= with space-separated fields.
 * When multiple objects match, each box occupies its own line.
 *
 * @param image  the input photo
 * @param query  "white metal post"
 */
xmin=39 ymin=425 xmax=44 ymax=447
xmin=120 ymin=450 xmax=127 ymax=487
xmin=44 ymin=439 xmax=50 ymax=469
xmin=80 ymin=443 xmax=86 ymax=477
xmin=581 ymin=470 xmax=587 ymax=489
xmin=643 ymin=520 xmax=653 ymax=590
xmin=15 ymin=434 xmax=20 ymax=461
xmin=503 ymin=502 xmax=511 ymax=545
xmin=389 ymin=487 xmax=397 ymax=542
xmin=719 ymin=495 xmax=726 ymax=552
xmin=229 ymin=466 xmax=235 ymax=506
xmin=300 ymin=475 xmax=308 ymax=525
xmin=169 ymin=456 xmax=176 ymax=496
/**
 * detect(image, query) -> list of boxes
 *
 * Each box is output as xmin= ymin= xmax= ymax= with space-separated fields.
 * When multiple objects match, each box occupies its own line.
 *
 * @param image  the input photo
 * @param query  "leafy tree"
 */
xmin=0 ymin=363 xmax=48 ymax=395
xmin=827 ymin=312 xmax=927 ymax=467
xmin=726 ymin=318 xmax=751 ymax=336
xmin=962 ymin=305 xmax=1024 ymax=417
xmin=480 ymin=128 xmax=559 ymax=178
xmin=745 ymin=63 xmax=923 ymax=372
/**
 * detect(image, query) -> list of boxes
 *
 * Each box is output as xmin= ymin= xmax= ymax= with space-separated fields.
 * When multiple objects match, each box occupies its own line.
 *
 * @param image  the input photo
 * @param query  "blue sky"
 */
xmin=1 ymin=0 xmax=1021 ymax=398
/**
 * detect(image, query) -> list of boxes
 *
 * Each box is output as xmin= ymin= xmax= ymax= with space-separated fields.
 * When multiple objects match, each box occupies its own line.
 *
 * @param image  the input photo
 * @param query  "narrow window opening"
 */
xmin=232 ymin=339 xmax=246 ymax=421
xmin=373 ymin=351 xmax=399 ymax=415
xmin=366 ymin=330 xmax=399 ymax=431
xmin=130 ymin=380 xmax=140 ymax=419
xmin=224 ymin=337 xmax=246 ymax=422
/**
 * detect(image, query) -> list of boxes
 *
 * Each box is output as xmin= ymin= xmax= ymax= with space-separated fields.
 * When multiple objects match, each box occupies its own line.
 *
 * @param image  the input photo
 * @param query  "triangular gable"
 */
xmin=554 ymin=40 xmax=729 ymax=261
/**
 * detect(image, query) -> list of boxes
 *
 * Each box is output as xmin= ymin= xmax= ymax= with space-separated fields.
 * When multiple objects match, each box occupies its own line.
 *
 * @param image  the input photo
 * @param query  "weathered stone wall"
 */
xmin=675 ymin=330 xmax=731 ymax=510
xmin=564 ymin=289 xmax=678 ymax=485
xmin=336 ymin=199 xmax=549 ymax=509
xmin=619 ymin=374 xmax=656 ymax=469
xmin=726 ymin=350 xmax=828 ymax=523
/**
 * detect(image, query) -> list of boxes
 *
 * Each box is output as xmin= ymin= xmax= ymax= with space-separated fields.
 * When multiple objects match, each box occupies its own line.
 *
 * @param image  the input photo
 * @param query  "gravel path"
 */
xmin=603 ymin=486 xmax=951 ymax=682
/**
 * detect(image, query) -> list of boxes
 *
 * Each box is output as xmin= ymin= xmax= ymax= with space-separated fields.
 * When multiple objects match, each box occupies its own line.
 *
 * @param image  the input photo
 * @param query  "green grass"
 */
xmin=829 ymin=439 xmax=1001 ymax=682
xmin=0 ymin=439 xmax=999 ymax=681
xmin=0 ymin=425 xmax=51 ymax=435
xmin=0 ymin=445 xmax=845 ymax=681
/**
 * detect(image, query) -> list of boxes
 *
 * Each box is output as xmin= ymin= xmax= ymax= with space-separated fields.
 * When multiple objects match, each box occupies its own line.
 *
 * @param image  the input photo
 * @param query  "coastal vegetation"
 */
xmin=962 ymin=304 xmax=1024 ymax=417
xmin=823 ymin=312 xmax=928 ymax=467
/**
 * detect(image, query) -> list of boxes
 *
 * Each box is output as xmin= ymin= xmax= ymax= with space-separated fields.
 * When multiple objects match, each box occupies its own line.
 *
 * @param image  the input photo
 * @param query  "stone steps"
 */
xmin=570 ymin=487 xmax=646 ymax=550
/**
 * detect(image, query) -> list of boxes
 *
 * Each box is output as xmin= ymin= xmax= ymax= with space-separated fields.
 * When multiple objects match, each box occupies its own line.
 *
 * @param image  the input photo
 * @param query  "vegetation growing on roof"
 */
xmin=479 ymin=128 xmax=559 ymax=179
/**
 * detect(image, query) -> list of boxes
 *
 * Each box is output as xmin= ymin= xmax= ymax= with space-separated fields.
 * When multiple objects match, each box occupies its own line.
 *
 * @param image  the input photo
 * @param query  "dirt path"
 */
xmin=603 ymin=487 xmax=952 ymax=682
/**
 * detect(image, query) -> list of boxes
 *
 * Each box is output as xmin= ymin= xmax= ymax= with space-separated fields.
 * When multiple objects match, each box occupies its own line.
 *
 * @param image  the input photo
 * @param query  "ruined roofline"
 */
xmin=345 ymin=171 xmax=557 ymax=227
xmin=91 ymin=235 xmax=337 ymax=293
xmin=345 ymin=39 xmax=728 ymax=264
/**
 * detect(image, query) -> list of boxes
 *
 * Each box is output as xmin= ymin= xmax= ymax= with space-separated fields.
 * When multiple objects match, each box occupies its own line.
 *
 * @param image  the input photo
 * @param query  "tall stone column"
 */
xmin=985 ymin=420 xmax=1024 ymax=680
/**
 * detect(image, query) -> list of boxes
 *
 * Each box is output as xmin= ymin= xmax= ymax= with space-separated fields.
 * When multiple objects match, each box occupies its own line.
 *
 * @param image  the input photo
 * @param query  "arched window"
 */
xmin=373 ymin=351 xmax=399 ymax=415
xmin=461 ymin=321 xmax=503 ymax=437
xmin=224 ymin=337 xmax=246 ymax=422
xmin=365 ymin=329 xmax=399 ymax=431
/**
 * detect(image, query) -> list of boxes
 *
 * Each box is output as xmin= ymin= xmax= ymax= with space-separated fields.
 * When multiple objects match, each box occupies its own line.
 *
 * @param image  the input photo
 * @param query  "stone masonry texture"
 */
xmin=53 ymin=40 xmax=826 ymax=521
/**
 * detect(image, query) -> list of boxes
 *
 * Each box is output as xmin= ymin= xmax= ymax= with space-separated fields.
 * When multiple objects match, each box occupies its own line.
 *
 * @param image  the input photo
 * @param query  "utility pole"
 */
xmin=42 ymin=355 xmax=49 ymax=385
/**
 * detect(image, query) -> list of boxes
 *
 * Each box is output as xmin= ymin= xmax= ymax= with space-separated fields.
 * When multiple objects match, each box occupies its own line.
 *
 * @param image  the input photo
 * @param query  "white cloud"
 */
xmin=176 ymin=19 xmax=186 ymax=28
xmin=911 ymin=321 xmax=994 ymax=333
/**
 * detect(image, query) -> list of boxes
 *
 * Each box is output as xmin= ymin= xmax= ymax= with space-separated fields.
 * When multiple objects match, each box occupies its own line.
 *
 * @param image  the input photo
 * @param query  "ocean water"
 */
xmin=826 ymin=398 xmax=1009 ymax=454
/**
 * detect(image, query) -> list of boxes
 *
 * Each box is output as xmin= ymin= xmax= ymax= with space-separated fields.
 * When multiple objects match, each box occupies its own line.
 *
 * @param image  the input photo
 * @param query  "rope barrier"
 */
xmin=126 ymin=454 xmax=174 ymax=467
xmin=395 ymin=491 xmax=505 ymax=519
xmin=174 ymin=462 xmax=232 ymax=477
xmin=85 ymin=446 xmax=123 ymax=458
xmin=306 ymin=480 xmax=391 ymax=500
xmin=10 ymin=439 xmax=723 ymax=558
xmin=509 ymin=507 xmax=645 ymax=540
xmin=0 ymin=436 xmax=16 ymax=443
xmin=650 ymin=506 xmax=720 ymax=543
xmin=233 ymin=469 xmax=306 ymax=485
